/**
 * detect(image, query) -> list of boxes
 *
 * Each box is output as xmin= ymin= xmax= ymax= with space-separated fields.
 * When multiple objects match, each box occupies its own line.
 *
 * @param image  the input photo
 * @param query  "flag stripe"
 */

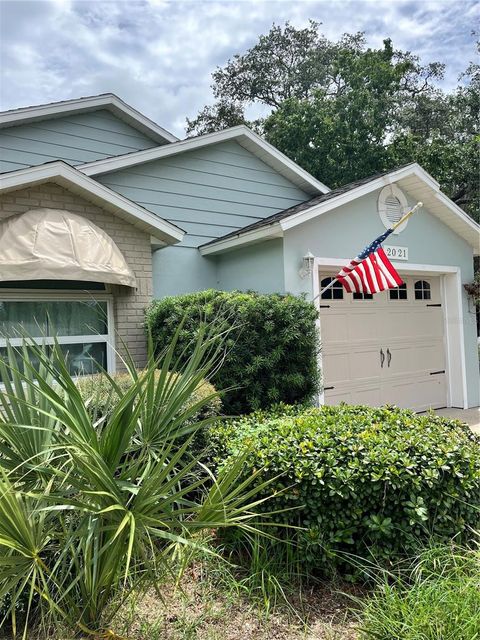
xmin=350 ymin=269 xmax=363 ymax=292
xmin=333 ymin=231 xmax=403 ymax=296
xmin=377 ymin=248 xmax=403 ymax=286
xmin=357 ymin=262 xmax=370 ymax=293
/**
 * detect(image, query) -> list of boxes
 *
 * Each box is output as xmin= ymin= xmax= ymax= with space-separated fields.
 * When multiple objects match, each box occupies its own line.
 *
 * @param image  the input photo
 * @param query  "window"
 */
xmin=0 ymin=294 xmax=113 ymax=380
xmin=321 ymin=277 xmax=343 ymax=300
xmin=390 ymin=283 xmax=408 ymax=300
xmin=353 ymin=292 xmax=373 ymax=300
xmin=378 ymin=185 xmax=409 ymax=234
xmin=415 ymin=280 xmax=431 ymax=300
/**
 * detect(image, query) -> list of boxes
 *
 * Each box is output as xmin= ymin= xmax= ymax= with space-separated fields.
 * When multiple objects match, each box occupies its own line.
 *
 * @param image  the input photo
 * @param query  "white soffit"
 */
xmin=0 ymin=161 xmax=184 ymax=245
xmin=0 ymin=93 xmax=178 ymax=145
xmin=78 ymin=126 xmax=330 ymax=196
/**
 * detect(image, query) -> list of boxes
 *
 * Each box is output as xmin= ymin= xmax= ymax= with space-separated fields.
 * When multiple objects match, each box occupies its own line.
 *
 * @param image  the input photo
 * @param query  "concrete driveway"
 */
xmin=435 ymin=407 xmax=480 ymax=434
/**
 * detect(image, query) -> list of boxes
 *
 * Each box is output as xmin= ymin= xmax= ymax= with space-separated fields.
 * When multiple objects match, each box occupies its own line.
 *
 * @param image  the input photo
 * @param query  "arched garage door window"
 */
xmin=321 ymin=277 xmax=344 ymax=300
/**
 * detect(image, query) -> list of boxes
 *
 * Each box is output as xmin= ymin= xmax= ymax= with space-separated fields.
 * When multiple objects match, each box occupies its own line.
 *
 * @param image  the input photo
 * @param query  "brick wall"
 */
xmin=0 ymin=182 xmax=152 ymax=369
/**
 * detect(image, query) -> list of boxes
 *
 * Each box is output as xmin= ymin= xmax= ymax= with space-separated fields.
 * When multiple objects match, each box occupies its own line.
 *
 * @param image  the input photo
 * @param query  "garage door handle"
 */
xmin=380 ymin=348 xmax=385 ymax=368
xmin=387 ymin=348 xmax=392 ymax=368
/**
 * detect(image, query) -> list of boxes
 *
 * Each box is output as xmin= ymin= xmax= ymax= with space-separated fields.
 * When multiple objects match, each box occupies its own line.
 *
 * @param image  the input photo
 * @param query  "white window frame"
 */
xmin=0 ymin=289 xmax=116 ymax=375
xmin=378 ymin=184 xmax=409 ymax=234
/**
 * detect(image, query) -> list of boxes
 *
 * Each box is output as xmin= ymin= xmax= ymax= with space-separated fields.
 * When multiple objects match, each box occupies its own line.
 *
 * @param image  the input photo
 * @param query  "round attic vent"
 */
xmin=378 ymin=185 xmax=409 ymax=234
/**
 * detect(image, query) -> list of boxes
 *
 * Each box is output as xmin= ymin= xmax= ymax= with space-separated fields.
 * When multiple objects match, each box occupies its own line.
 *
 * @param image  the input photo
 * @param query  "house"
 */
xmin=0 ymin=94 xmax=478 ymax=411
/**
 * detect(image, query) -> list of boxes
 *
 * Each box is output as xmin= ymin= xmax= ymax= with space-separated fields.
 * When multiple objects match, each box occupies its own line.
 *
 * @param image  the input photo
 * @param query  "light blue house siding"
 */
xmin=216 ymin=239 xmax=285 ymax=293
xmin=0 ymin=110 xmax=158 ymax=173
xmin=152 ymin=247 xmax=218 ymax=297
xmin=94 ymin=140 xmax=309 ymax=296
xmin=281 ymin=190 xmax=479 ymax=408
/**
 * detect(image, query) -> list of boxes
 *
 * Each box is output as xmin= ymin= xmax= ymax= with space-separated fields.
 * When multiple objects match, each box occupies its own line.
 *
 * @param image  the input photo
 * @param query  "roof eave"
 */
xmin=0 ymin=162 xmax=184 ymax=245
xmin=200 ymin=223 xmax=283 ymax=256
xmin=0 ymin=94 xmax=178 ymax=145
xmin=78 ymin=125 xmax=330 ymax=197
xmin=201 ymin=164 xmax=480 ymax=256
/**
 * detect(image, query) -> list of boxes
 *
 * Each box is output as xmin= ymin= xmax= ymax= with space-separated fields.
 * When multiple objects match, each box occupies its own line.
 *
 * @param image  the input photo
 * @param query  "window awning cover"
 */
xmin=0 ymin=208 xmax=136 ymax=287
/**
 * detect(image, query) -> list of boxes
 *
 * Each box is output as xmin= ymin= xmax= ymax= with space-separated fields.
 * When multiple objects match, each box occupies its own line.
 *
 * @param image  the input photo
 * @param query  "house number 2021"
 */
xmin=384 ymin=245 xmax=408 ymax=261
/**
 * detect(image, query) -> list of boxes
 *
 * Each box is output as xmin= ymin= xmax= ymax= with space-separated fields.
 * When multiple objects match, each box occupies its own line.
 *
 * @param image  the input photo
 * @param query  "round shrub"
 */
xmin=145 ymin=290 xmax=320 ymax=414
xmin=207 ymin=405 xmax=480 ymax=573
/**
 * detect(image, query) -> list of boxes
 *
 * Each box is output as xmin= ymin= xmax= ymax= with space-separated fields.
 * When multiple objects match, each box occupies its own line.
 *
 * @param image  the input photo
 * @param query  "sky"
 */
xmin=0 ymin=0 xmax=478 ymax=138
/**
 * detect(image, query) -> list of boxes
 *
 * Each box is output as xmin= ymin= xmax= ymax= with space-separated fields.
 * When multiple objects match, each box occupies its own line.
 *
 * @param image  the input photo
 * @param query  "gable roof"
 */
xmin=0 ymin=161 xmax=184 ymax=245
xmin=200 ymin=163 xmax=480 ymax=256
xmin=0 ymin=94 xmax=178 ymax=145
xmin=78 ymin=125 xmax=330 ymax=196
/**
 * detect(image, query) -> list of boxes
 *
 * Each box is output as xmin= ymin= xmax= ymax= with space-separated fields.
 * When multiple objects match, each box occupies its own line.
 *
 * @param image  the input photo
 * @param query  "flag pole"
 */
xmin=313 ymin=201 xmax=423 ymax=302
xmin=391 ymin=201 xmax=423 ymax=231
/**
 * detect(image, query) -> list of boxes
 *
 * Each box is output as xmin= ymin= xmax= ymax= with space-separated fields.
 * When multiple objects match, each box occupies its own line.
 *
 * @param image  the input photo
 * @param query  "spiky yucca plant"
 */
xmin=0 ymin=324 xmax=274 ymax=639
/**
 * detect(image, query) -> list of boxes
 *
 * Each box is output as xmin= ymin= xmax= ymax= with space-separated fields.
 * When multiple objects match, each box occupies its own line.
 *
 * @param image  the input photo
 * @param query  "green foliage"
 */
xmin=0 ymin=327 xmax=275 ymax=638
xmin=188 ymin=21 xmax=479 ymax=221
xmin=359 ymin=543 xmax=480 ymax=639
xmin=76 ymin=370 xmax=221 ymax=439
xmin=145 ymin=290 xmax=320 ymax=415
xmin=207 ymin=405 xmax=480 ymax=574
xmin=264 ymin=38 xmax=413 ymax=188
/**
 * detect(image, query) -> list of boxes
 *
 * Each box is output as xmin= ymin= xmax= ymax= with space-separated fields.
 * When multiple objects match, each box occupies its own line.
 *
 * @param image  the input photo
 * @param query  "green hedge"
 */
xmin=145 ymin=290 xmax=320 ymax=414
xmin=207 ymin=404 xmax=480 ymax=573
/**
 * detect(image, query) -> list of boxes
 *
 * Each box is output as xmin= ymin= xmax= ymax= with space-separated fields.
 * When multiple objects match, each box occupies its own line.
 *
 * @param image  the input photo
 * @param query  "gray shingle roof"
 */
xmin=200 ymin=165 xmax=414 ymax=249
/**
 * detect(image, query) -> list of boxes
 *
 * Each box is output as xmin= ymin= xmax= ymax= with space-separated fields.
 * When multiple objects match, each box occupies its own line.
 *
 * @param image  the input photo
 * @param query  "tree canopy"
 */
xmin=187 ymin=22 xmax=479 ymax=222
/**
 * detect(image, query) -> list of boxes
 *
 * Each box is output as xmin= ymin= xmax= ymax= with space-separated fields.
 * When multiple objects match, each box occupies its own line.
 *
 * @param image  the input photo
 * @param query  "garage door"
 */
xmin=319 ymin=274 xmax=447 ymax=412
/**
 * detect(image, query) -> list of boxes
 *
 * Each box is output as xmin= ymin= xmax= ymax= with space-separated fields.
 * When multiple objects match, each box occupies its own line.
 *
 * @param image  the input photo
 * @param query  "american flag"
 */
xmin=336 ymin=229 xmax=403 ymax=294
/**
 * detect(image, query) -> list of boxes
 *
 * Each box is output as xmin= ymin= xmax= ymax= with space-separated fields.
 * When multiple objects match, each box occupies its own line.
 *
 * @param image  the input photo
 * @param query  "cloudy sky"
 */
xmin=0 ymin=0 xmax=477 ymax=137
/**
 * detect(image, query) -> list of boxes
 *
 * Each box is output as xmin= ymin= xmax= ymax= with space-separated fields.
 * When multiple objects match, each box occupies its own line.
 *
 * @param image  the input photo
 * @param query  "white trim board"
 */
xmin=312 ymin=257 xmax=469 ymax=410
xmin=0 ymin=93 xmax=178 ymax=144
xmin=0 ymin=161 xmax=184 ymax=245
xmin=201 ymin=223 xmax=284 ymax=255
xmin=201 ymin=164 xmax=480 ymax=256
xmin=78 ymin=125 xmax=330 ymax=196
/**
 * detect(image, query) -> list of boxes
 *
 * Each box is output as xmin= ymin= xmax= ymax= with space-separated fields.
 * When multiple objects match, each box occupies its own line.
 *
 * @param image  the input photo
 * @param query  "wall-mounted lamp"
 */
xmin=299 ymin=251 xmax=315 ymax=278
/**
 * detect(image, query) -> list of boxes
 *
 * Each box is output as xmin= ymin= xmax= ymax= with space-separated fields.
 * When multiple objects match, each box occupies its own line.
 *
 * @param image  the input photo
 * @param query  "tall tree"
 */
xmin=263 ymin=38 xmax=430 ymax=187
xmin=389 ymin=55 xmax=479 ymax=222
xmin=186 ymin=21 xmax=341 ymax=135
xmin=187 ymin=22 xmax=479 ymax=221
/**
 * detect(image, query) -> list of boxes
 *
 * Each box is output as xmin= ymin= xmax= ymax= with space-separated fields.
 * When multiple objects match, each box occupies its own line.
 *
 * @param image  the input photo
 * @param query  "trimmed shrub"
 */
xmin=145 ymin=290 xmax=320 ymax=414
xmin=207 ymin=404 xmax=480 ymax=573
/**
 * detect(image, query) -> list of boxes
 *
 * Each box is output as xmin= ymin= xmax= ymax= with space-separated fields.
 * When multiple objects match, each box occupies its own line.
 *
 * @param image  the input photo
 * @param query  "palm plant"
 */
xmin=0 ymin=324 xmax=275 ymax=639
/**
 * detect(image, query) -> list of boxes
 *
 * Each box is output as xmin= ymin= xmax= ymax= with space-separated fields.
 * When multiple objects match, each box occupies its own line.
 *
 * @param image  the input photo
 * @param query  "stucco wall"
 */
xmin=152 ymin=246 xmax=217 ymax=298
xmin=216 ymin=238 xmax=285 ymax=293
xmin=0 ymin=182 xmax=152 ymax=368
xmin=282 ymin=189 xmax=479 ymax=407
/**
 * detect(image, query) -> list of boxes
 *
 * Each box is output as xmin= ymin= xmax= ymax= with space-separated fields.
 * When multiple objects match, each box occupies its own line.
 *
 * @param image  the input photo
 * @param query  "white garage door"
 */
xmin=319 ymin=274 xmax=447 ymax=412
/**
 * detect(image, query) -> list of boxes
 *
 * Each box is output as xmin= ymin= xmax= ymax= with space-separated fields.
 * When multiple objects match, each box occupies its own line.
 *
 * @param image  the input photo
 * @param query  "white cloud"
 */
xmin=0 ymin=0 xmax=477 ymax=137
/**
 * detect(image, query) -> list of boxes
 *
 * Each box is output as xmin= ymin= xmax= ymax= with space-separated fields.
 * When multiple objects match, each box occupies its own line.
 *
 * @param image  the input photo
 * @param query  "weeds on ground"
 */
xmin=114 ymin=537 xmax=361 ymax=640
xmin=358 ymin=541 xmax=480 ymax=640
